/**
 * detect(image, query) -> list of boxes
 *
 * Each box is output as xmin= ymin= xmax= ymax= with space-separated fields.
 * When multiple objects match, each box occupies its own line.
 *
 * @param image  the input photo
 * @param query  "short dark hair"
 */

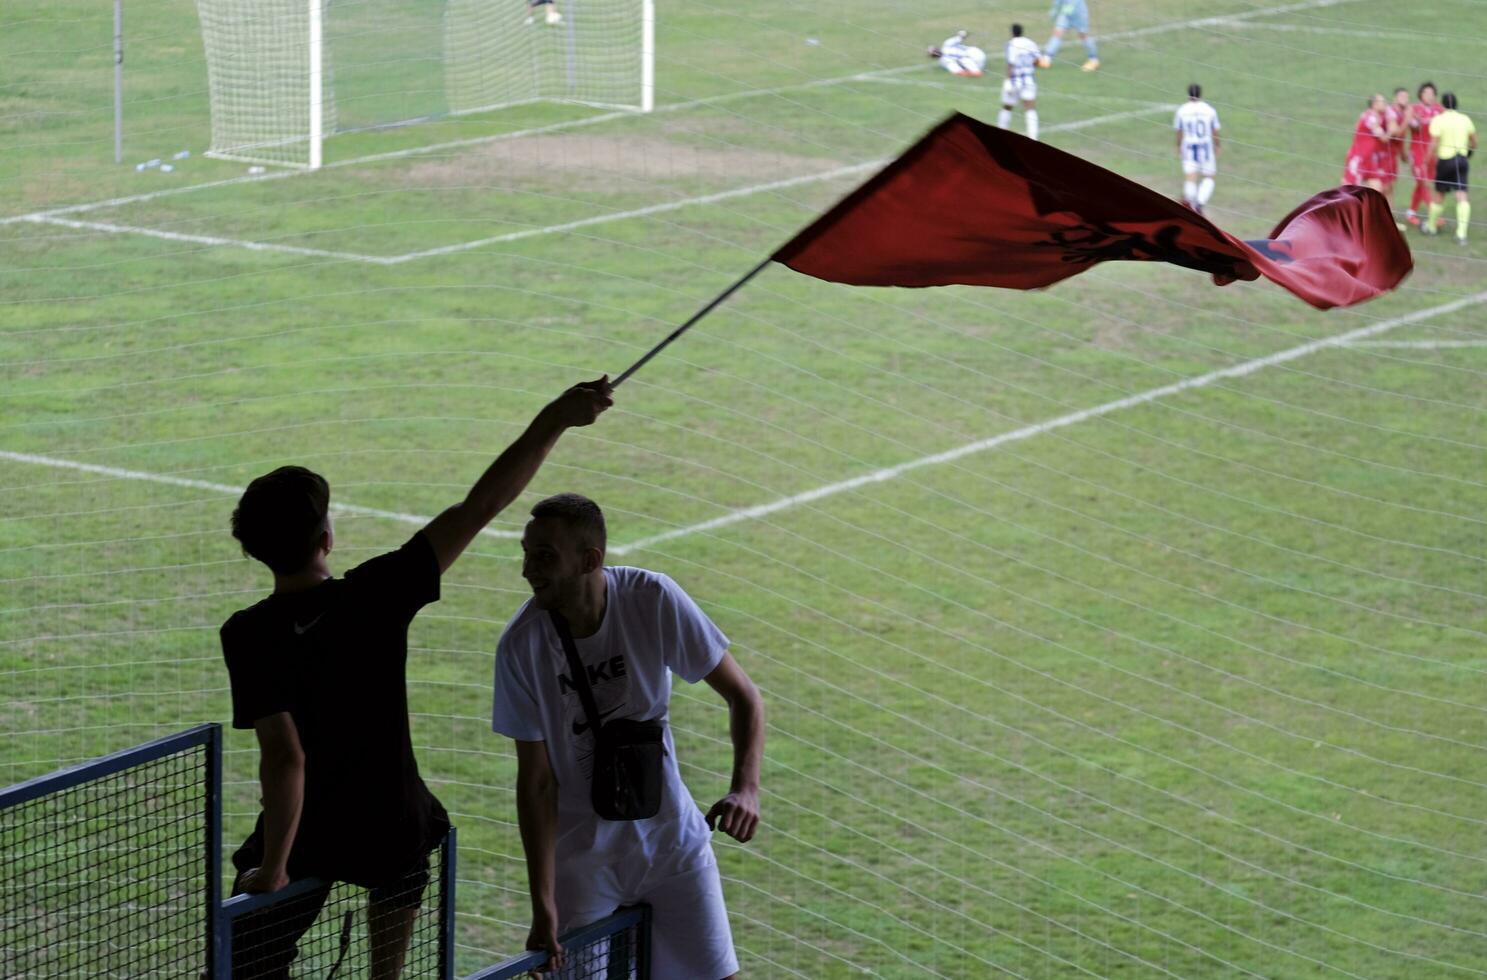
xmin=231 ymin=466 xmax=330 ymax=575
xmin=1394 ymin=86 xmax=1409 ymax=96
xmin=1442 ymin=91 xmax=1458 ymax=110
xmin=1011 ymin=23 xmax=1023 ymax=37
xmin=530 ymin=493 xmax=607 ymax=553
xmin=1418 ymin=81 xmax=1437 ymax=98
xmin=1187 ymin=83 xmax=1202 ymax=99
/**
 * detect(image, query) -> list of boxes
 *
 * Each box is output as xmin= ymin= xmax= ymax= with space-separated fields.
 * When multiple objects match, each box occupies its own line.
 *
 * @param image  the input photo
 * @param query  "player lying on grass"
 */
xmin=221 ymin=378 xmax=611 ymax=979
xmin=928 ymin=30 xmax=987 ymax=77
xmin=492 ymin=493 xmax=765 ymax=979
xmin=527 ymin=0 xmax=562 ymax=26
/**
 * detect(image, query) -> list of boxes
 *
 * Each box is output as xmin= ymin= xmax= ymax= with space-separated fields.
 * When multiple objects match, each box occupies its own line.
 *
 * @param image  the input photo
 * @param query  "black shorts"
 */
xmin=232 ymin=819 xmax=433 ymax=910
xmin=1436 ymin=155 xmax=1470 ymax=194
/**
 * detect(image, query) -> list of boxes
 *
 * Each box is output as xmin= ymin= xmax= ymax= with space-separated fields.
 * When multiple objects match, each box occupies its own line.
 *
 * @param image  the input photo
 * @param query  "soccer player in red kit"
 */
xmin=1343 ymin=94 xmax=1391 ymax=192
xmin=1408 ymin=81 xmax=1445 ymax=227
xmin=1382 ymin=88 xmax=1410 ymax=202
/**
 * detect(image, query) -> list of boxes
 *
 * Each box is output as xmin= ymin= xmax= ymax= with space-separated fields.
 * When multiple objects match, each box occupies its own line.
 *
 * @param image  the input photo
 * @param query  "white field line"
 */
xmin=18 ymin=104 xmax=1176 ymax=266
xmin=18 ymin=214 xmax=391 ymax=264
xmin=1210 ymin=21 xmax=1448 ymax=40
xmin=387 ymin=104 xmax=1174 ymax=262
xmin=608 ymin=289 xmax=1487 ymax=556
xmin=0 ymin=0 xmax=1363 ymax=231
xmin=1104 ymin=0 xmax=1363 ymax=41
xmin=9 ymin=227 xmax=1456 ymax=558
xmin=383 ymin=162 xmax=884 ymax=263
xmin=0 ymin=67 xmax=924 ymax=229
xmin=0 ymin=450 xmax=520 ymax=539
xmin=1045 ymin=104 xmax=1175 ymax=132
xmin=1344 ymin=339 xmax=1487 ymax=348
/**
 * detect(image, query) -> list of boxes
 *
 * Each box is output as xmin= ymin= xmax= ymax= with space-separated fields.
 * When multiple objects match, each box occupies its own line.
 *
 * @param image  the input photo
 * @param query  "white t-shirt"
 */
xmin=1174 ymin=100 xmax=1221 ymax=158
xmin=1005 ymin=36 xmax=1042 ymax=87
xmin=938 ymin=34 xmax=987 ymax=74
xmin=491 ymin=565 xmax=728 ymax=877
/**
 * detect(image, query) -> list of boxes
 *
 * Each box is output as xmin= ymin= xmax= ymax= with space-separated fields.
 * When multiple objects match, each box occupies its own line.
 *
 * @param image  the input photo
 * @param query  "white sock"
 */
xmin=1197 ymin=177 xmax=1215 ymax=205
xmin=1183 ymin=181 xmax=1197 ymax=204
xmin=1025 ymin=110 xmax=1039 ymax=141
xmin=997 ymin=107 xmax=1012 ymax=130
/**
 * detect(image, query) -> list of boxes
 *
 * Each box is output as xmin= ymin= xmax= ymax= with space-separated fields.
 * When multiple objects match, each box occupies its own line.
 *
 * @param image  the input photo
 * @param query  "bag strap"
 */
xmin=549 ymin=609 xmax=604 ymax=739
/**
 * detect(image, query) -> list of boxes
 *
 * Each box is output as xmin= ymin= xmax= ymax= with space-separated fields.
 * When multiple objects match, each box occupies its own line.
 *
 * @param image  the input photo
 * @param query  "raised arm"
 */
xmin=515 ymin=739 xmax=565 ymax=970
xmin=703 ymin=652 xmax=765 ymax=843
xmin=422 ymin=378 xmax=612 ymax=573
xmin=240 ymin=712 xmax=305 ymax=893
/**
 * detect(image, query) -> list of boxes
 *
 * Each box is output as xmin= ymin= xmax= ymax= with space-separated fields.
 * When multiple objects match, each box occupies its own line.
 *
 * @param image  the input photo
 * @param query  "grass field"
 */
xmin=4 ymin=0 xmax=1487 ymax=976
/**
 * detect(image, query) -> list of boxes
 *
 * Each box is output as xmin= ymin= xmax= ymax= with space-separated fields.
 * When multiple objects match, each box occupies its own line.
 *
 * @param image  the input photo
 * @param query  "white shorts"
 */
xmin=939 ymin=47 xmax=986 ymax=75
xmin=558 ymin=857 xmax=737 ymax=980
xmin=1181 ymin=143 xmax=1216 ymax=177
xmin=1001 ymin=79 xmax=1037 ymax=104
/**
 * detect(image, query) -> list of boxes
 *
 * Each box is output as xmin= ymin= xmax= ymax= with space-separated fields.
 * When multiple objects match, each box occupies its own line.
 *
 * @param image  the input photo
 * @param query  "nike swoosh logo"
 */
xmin=293 ymin=614 xmax=324 ymax=635
xmin=572 ymin=704 xmax=624 ymax=736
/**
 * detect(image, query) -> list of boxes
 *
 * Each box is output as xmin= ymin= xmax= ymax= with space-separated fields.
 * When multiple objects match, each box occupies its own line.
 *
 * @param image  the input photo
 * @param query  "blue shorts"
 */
xmin=1052 ymin=0 xmax=1090 ymax=32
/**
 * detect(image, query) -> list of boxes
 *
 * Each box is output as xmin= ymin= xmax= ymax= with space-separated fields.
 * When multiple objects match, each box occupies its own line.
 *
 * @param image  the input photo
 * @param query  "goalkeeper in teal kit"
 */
xmin=1046 ymin=0 xmax=1099 ymax=72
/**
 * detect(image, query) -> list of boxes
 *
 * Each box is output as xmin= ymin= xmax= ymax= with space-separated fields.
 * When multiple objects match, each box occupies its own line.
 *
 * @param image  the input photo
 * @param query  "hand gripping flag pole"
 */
xmin=610 ymin=112 xmax=1412 ymax=388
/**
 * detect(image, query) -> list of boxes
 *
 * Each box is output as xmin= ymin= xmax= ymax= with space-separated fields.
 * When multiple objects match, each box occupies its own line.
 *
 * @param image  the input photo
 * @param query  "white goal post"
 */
xmin=195 ymin=0 xmax=655 ymax=170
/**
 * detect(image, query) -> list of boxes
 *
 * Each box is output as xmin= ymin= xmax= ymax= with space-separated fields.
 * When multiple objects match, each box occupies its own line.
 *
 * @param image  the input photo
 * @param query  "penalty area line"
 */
xmin=19 ymin=215 xmax=392 ymax=264
xmin=1342 ymin=339 xmax=1487 ymax=348
xmin=0 ymin=450 xmax=520 ymax=539
xmin=0 ymin=0 xmax=1365 ymax=230
xmin=383 ymin=103 xmax=1173 ymax=261
xmin=609 ymin=289 xmax=1487 ymax=556
xmin=13 ymin=103 xmax=1175 ymax=267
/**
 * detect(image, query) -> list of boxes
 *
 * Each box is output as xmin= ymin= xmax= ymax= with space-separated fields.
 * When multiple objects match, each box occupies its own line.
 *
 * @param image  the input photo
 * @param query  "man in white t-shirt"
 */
xmin=998 ymin=24 xmax=1047 ymax=141
xmin=491 ymin=493 xmax=765 ymax=979
xmin=1174 ymin=83 xmax=1222 ymax=214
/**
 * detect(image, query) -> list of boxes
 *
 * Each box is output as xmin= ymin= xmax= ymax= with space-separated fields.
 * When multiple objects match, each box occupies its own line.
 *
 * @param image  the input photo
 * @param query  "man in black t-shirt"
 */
xmin=222 ymin=377 xmax=611 ymax=979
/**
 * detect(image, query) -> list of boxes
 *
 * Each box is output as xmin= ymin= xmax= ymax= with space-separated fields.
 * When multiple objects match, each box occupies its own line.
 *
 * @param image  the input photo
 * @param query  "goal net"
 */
xmin=195 ymin=0 xmax=654 ymax=169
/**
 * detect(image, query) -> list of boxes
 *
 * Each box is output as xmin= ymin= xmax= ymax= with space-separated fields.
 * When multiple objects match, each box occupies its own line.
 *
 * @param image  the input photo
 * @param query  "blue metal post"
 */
xmin=440 ymin=826 xmax=457 ymax=979
xmin=205 ymin=723 xmax=223 ymax=980
xmin=635 ymin=903 xmax=652 ymax=980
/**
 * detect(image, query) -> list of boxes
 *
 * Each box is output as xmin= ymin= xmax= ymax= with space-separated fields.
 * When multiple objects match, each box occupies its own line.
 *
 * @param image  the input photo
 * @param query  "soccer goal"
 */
xmin=195 ymin=0 xmax=655 ymax=169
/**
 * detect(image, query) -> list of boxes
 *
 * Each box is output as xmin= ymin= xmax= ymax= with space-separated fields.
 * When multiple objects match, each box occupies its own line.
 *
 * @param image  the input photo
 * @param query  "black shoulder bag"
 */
xmin=549 ymin=610 xmax=666 ymax=821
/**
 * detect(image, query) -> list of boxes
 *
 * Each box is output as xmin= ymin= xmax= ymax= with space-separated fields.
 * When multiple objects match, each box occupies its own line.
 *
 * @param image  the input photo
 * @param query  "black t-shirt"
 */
xmin=222 ymin=532 xmax=448 ymax=887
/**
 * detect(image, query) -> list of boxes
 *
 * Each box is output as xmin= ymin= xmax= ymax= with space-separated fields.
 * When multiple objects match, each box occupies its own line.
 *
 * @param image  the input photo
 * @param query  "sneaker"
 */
xmin=524 ymin=13 xmax=534 ymax=23
xmin=1407 ymin=213 xmax=1420 ymax=226
xmin=1458 ymin=236 xmax=1469 ymax=246
xmin=1081 ymin=57 xmax=1100 ymax=72
xmin=545 ymin=6 xmax=562 ymax=24
xmin=1420 ymin=224 xmax=1438 ymax=236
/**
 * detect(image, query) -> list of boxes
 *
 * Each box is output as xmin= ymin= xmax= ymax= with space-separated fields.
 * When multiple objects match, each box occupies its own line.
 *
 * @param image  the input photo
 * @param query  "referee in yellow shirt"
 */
xmin=1426 ymin=92 xmax=1478 ymax=244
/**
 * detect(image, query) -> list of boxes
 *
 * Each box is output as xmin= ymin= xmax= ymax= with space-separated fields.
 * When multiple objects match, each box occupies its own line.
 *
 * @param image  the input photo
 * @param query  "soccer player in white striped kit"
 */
xmin=998 ymin=24 xmax=1047 ymax=142
xmin=1174 ymin=83 xmax=1221 ymax=214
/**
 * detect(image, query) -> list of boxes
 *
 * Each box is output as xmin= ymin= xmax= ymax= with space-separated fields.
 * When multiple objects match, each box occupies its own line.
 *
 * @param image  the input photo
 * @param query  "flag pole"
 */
xmin=611 ymin=256 xmax=773 ymax=388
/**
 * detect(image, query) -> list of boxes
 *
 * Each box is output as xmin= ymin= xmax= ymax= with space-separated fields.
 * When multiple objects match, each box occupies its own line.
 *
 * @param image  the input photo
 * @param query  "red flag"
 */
xmin=773 ymin=113 xmax=1412 ymax=310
